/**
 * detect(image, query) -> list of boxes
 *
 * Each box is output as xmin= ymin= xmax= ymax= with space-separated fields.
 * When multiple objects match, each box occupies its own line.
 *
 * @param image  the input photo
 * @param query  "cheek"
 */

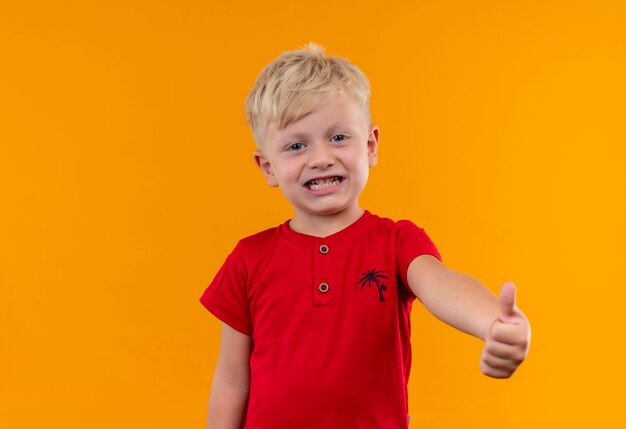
xmin=350 ymin=157 xmax=370 ymax=186
xmin=358 ymin=165 xmax=370 ymax=184
xmin=275 ymin=162 xmax=300 ymax=182
xmin=352 ymin=152 xmax=371 ymax=173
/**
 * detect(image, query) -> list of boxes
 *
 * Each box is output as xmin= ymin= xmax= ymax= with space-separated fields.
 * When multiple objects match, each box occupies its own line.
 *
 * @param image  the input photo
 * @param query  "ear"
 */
xmin=366 ymin=125 xmax=380 ymax=167
xmin=254 ymin=150 xmax=279 ymax=187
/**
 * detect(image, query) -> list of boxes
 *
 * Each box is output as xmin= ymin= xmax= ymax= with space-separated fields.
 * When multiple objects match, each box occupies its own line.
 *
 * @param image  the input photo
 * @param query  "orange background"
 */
xmin=1 ymin=1 xmax=625 ymax=427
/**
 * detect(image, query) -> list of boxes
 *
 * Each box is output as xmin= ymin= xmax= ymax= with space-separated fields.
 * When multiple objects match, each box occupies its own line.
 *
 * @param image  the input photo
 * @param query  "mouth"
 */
xmin=304 ymin=176 xmax=344 ymax=190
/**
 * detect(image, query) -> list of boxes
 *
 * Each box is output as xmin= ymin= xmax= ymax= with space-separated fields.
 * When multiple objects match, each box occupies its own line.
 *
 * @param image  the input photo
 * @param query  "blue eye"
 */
xmin=288 ymin=143 xmax=305 ymax=151
xmin=331 ymin=134 xmax=346 ymax=142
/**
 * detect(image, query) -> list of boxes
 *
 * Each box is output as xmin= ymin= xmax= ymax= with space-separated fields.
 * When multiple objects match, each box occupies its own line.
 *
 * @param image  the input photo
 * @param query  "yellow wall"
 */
xmin=1 ymin=1 xmax=624 ymax=427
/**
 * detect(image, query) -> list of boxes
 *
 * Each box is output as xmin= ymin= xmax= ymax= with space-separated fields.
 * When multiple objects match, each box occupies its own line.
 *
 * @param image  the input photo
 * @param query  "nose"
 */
xmin=306 ymin=143 xmax=335 ymax=170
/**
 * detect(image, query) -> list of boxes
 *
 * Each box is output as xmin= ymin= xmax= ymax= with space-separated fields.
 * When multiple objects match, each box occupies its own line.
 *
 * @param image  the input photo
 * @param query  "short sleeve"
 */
xmin=199 ymin=243 xmax=252 ymax=336
xmin=395 ymin=220 xmax=442 ymax=293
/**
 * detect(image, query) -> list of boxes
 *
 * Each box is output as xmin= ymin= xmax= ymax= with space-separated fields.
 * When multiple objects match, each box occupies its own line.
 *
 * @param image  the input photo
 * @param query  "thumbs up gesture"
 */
xmin=480 ymin=282 xmax=531 ymax=378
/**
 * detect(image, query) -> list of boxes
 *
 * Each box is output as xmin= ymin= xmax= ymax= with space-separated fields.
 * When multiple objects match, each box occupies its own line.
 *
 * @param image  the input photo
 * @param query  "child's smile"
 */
xmin=303 ymin=175 xmax=344 ymax=194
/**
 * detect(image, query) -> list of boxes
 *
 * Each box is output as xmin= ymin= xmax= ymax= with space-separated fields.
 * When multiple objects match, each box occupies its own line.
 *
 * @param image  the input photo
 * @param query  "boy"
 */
xmin=200 ymin=43 xmax=530 ymax=429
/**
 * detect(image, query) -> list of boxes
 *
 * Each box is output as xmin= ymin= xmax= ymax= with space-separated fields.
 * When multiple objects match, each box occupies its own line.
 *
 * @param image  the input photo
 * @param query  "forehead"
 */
xmin=265 ymin=97 xmax=367 ymax=144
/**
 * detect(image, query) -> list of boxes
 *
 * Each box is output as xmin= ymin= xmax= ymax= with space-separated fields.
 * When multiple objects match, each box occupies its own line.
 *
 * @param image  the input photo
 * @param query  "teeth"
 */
xmin=307 ymin=177 xmax=342 ymax=190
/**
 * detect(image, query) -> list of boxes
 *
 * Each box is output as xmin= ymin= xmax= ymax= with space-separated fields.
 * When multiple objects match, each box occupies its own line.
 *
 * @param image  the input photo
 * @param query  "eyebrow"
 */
xmin=279 ymin=122 xmax=352 ymax=142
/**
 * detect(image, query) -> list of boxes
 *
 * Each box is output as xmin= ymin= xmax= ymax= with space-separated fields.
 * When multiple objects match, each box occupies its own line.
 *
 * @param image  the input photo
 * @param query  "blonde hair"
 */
xmin=245 ymin=42 xmax=371 ymax=147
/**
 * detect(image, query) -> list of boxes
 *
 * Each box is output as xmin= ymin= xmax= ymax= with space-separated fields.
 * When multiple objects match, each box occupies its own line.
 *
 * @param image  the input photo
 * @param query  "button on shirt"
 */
xmin=200 ymin=211 xmax=441 ymax=428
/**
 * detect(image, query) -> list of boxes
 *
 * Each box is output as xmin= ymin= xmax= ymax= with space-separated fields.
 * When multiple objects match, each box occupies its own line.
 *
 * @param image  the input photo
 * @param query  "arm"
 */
xmin=207 ymin=323 xmax=251 ymax=429
xmin=407 ymin=255 xmax=530 ymax=378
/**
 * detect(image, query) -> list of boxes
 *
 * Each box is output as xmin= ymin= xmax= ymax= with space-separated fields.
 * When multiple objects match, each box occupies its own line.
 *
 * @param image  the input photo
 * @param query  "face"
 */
xmin=254 ymin=97 xmax=379 ymax=223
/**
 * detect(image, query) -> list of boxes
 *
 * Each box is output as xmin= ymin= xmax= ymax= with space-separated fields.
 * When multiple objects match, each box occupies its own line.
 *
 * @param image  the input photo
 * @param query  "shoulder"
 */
xmin=229 ymin=224 xmax=282 ymax=262
xmin=365 ymin=211 xmax=425 ymax=238
xmin=237 ymin=225 xmax=280 ymax=247
xmin=367 ymin=211 xmax=440 ymax=257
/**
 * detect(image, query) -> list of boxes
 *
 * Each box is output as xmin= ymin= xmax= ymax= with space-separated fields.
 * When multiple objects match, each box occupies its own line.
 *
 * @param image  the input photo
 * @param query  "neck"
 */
xmin=289 ymin=206 xmax=365 ymax=238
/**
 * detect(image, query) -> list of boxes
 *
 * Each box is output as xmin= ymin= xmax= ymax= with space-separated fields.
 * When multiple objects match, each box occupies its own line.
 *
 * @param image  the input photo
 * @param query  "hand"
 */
xmin=480 ymin=282 xmax=531 ymax=378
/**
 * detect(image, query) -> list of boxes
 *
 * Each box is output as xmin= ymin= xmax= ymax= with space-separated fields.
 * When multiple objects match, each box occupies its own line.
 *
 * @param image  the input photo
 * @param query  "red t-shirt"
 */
xmin=200 ymin=211 xmax=441 ymax=429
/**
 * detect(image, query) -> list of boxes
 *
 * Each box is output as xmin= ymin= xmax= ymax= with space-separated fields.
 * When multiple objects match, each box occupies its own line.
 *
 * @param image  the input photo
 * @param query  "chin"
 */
xmin=305 ymin=202 xmax=355 ymax=217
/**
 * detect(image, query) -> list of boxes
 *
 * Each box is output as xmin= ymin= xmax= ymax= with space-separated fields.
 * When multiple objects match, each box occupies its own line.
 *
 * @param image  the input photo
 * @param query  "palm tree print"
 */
xmin=359 ymin=269 xmax=388 ymax=302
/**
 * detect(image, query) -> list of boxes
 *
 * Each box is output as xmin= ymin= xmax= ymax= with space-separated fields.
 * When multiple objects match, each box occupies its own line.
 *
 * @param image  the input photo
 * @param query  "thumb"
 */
xmin=498 ymin=281 xmax=517 ymax=320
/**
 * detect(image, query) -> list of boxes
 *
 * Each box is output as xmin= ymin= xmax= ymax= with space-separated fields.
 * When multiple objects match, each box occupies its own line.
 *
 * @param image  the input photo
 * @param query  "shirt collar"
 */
xmin=279 ymin=210 xmax=373 ymax=245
